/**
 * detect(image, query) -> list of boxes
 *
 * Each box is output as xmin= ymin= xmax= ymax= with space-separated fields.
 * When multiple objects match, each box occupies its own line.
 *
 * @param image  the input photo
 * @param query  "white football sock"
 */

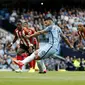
xmin=22 ymin=53 xmax=35 ymax=65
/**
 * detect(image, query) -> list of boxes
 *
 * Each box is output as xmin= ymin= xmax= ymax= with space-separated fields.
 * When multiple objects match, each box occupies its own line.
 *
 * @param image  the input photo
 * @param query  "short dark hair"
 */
xmin=17 ymin=20 xmax=22 ymax=25
xmin=44 ymin=17 xmax=53 ymax=21
xmin=23 ymin=22 xmax=28 ymax=24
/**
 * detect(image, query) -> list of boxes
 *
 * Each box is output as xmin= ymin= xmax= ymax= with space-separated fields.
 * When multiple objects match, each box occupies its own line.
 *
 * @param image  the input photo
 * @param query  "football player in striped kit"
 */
xmin=8 ymin=21 xmax=36 ymax=72
xmin=8 ymin=21 xmax=46 ymax=73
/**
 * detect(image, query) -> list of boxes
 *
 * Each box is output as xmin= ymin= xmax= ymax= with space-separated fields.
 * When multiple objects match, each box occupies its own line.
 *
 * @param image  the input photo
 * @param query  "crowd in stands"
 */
xmin=0 ymin=7 xmax=85 ymax=71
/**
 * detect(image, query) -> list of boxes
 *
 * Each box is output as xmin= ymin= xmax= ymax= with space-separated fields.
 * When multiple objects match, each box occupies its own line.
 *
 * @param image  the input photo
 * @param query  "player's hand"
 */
xmin=70 ymin=45 xmax=78 ymax=51
xmin=6 ymin=44 xmax=12 ymax=50
xmin=70 ymin=45 xmax=74 ymax=49
xmin=28 ymin=46 xmax=33 ymax=53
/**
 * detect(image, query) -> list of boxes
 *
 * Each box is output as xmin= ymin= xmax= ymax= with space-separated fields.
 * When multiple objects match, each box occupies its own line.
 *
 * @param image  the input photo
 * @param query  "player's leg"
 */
xmin=37 ymin=60 xmax=47 ymax=73
xmin=21 ymin=44 xmax=51 ymax=64
xmin=20 ymin=45 xmax=36 ymax=72
xmin=18 ymin=45 xmax=36 ymax=72
xmin=16 ymin=44 xmax=26 ymax=61
xmin=15 ymin=44 xmax=27 ymax=72
xmin=28 ymin=47 xmax=36 ymax=73
xmin=28 ymin=60 xmax=35 ymax=72
xmin=13 ymin=44 xmax=54 ymax=69
xmin=52 ymin=54 xmax=65 ymax=61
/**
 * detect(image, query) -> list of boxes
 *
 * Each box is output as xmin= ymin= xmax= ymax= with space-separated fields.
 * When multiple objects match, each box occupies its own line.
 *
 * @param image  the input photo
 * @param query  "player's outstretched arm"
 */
xmin=25 ymin=30 xmax=47 ymax=39
xmin=60 ymin=33 xmax=73 ymax=49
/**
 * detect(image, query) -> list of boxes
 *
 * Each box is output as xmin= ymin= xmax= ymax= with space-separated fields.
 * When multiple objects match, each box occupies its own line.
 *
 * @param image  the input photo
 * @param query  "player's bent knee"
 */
xmin=34 ymin=50 xmax=41 ymax=60
xmin=34 ymin=54 xmax=40 ymax=60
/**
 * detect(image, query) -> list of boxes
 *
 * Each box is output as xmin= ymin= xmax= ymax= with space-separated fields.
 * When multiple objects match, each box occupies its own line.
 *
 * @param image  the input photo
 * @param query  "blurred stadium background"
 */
xmin=1 ymin=0 xmax=85 ymax=72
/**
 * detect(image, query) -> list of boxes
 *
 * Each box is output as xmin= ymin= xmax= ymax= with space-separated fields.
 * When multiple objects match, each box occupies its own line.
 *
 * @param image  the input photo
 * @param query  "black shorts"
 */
xmin=16 ymin=44 xmax=29 ymax=55
xmin=20 ymin=44 xmax=29 ymax=52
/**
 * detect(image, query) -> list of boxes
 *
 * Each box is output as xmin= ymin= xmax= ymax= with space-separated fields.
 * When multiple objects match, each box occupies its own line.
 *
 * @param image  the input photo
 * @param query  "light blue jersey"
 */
xmin=44 ymin=24 xmax=62 ymax=44
xmin=44 ymin=24 xmax=62 ymax=52
xmin=38 ymin=24 xmax=62 ymax=59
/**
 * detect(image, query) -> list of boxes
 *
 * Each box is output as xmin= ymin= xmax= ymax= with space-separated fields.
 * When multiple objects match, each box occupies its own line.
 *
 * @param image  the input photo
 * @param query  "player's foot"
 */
xmin=28 ymin=68 xmax=35 ymax=73
xmin=13 ymin=60 xmax=24 ymax=69
xmin=15 ymin=69 xmax=22 ymax=73
xmin=43 ymin=70 xmax=47 ymax=73
xmin=39 ymin=70 xmax=47 ymax=74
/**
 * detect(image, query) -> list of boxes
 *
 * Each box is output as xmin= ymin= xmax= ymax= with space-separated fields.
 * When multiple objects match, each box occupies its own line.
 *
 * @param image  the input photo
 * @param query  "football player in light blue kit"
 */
xmin=13 ymin=17 xmax=73 ymax=69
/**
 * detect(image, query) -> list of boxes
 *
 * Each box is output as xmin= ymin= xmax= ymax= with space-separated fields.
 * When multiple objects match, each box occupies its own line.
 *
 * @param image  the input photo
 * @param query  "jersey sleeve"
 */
xmin=44 ymin=26 xmax=51 ymax=32
xmin=58 ymin=26 xmax=63 ymax=34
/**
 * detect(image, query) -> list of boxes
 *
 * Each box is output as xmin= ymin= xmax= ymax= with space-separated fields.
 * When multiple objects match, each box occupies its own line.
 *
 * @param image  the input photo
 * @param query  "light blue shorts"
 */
xmin=37 ymin=44 xmax=58 ymax=59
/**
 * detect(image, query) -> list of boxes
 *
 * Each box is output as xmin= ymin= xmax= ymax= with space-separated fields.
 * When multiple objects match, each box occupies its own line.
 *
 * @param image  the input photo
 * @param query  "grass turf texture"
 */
xmin=0 ymin=71 xmax=85 ymax=85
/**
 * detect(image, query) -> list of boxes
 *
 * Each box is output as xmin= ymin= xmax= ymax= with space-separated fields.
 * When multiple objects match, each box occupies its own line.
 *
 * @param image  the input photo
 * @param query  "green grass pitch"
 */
xmin=0 ymin=71 xmax=85 ymax=85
